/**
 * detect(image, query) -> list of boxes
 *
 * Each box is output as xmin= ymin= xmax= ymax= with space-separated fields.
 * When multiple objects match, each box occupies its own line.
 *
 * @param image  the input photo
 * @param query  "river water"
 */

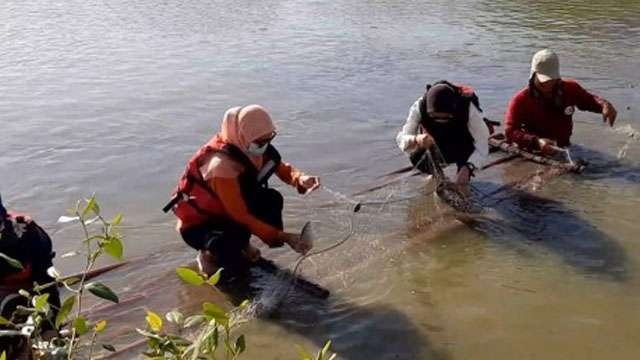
xmin=1 ymin=0 xmax=640 ymax=358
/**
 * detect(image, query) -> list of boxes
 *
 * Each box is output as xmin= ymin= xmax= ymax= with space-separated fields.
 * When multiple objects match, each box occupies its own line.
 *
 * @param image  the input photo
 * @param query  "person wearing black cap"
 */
xmin=396 ymin=80 xmax=490 ymax=188
xmin=0 ymin=193 xmax=60 ymax=325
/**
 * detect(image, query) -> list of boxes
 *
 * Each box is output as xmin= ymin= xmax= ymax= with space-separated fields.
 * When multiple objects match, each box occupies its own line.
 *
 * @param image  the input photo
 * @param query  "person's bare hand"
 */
xmin=456 ymin=166 xmax=471 ymax=185
xmin=298 ymin=175 xmax=320 ymax=194
xmin=278 ymin=232 xmax=310 ymax=255
xmin=602 ymin=100 xmax=617 ymax=127
xmin=415 ymin=133 xmax=434 ymax=149
xmin=537 ymin=138 xmax=559 ymax=157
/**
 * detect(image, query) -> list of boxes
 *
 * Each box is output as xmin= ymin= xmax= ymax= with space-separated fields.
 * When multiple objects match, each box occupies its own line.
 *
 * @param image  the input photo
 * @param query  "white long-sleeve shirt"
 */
xmin=395 ymin=97 xmax=489 ymax=169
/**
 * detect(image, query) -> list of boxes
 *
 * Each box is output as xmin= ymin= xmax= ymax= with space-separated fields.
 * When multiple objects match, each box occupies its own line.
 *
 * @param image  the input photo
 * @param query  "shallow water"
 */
xmin=1 ymin=0 xmax=640 ymax=358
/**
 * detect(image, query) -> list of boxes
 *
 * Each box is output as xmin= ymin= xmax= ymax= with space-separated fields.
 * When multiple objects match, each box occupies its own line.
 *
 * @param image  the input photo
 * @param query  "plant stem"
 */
xmin=67 ymin=209 xmax=99 ymax=360
xmin=87 ymin=331 xmax=98 ymax=359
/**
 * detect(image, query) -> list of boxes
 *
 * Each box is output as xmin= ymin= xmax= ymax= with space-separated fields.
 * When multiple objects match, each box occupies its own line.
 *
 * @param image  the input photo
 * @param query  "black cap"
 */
xmin=426 ymin=84 xmax=460 ymax=114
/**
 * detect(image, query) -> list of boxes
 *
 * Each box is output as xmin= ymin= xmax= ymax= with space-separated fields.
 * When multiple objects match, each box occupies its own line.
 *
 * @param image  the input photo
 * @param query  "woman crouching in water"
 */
xmin=166 ymin=105 xmax=320 ymax=277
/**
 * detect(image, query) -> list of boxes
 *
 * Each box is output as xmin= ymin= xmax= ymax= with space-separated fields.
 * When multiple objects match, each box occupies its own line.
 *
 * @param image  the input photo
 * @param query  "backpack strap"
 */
xmin=256 ymin=145 xmax=282 ymax=186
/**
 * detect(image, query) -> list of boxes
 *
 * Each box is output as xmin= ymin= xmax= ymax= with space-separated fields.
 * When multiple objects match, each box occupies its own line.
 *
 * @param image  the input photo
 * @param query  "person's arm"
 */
xmin=396 ymin=98 xmax=423 ymax=153
xmin=466 ymin=103 xmax=490 ymax=169
xmin=571 ymin=81 xmax=603 ymax=113
xmin=211 ymin=177 xmax=283 ymax=247
xmin=276 ymin=162 xmax=321 ymax=194
xmin=275 ymin=162 xmax=304 ymax=193
xmin=504 ymin=92 xmax=539 ymax=150
xmin=570 ymin=80 xmax=617 ymax=126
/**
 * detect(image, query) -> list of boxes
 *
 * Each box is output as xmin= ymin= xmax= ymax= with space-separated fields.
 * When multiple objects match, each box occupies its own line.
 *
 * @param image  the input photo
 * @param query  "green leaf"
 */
xmin=111 ymin=213 xmax=123 ymax=226
xmin=235 ymin=334 xmax=246 ymax=354
xmin=0 ymin=252 xmax=23 ymax=270
xmin=296 ymin=345 xmax=314 ymax=360
xmin=56 ymin=295 xmax=75 ymax=328
xmin=183 ymin=315 xmax=206 ymax=328
xmin=136 ymin=328 xmax=164 ymax=341
xmin=32 ymin=293 xmax=50 ymax=313
xmin=1 ymin=351 xmax=6 ymax=360
xmin=102 ymin=344 xmax=116 ymax=352
xmin=101 ymin=236 xmax=124 ymax=260
xmin=206 ymin=268 xmax=223 ymax=286
xmin=146 ymin=310 xmax=163 ymax=332
xmin=60 ymin=251 xmax=80 ymax=258
xmin=202 ymin=302 xmax=229 ymax=327
xmin=82 ymin=195 xmax=99 ymax=218
xmin=64 ymin=277 xmax=81 ymax=286
xmin=46 ymin=266 xmax=61 ymax=279
xmin=95 ymin=319 xmax=107 ymax=333
xmin=317 ymin=340 xmax=332 ymax=360
xmin=86 ymin=282 xmax=119 ymax=303
xmin=0 ymin=316 xmax=11 ymax=326
xmin=175 ymin=267 xmax=205 ymax=286
xmin=213 ymin=326 xmax=220 ymax=350
xmin=165 ymin=310 xmax=184 ymax=326
xmin=74 ymin=316 xmax=89 ymax=336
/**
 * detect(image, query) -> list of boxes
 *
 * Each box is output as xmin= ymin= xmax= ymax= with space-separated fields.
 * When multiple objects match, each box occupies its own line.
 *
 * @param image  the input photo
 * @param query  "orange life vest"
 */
xmin=163 ymin=137 xmax=281 ymax=229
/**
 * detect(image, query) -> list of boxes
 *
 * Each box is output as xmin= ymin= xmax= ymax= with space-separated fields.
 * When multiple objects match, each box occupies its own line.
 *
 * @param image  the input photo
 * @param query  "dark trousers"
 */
xmin=180 ymin=188 xmax=284 ymax=275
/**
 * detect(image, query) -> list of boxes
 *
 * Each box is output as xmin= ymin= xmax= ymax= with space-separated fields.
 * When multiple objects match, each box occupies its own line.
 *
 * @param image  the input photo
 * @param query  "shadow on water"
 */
xmin=461 ymin=180 xmax=631 ymax=282
xmin=92 ymin=250 xmax=447 ymax=359
xmin=570 ymin=144 xmax=640 ymax=184
xmin=215 ymin=266 xmax=449 ymax=360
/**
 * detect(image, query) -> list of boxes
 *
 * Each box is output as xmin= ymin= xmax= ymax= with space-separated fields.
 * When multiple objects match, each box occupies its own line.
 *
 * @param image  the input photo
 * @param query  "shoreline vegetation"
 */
xmin=0 ymin=196 xmax=336 ymax=360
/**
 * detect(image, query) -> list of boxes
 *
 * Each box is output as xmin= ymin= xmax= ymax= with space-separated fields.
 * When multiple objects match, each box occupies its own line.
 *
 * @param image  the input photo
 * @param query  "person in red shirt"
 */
xmin=504 ymin=49 xmax=617 ymax=155
xmin=165 ymin=105 xmax=320 ymax=277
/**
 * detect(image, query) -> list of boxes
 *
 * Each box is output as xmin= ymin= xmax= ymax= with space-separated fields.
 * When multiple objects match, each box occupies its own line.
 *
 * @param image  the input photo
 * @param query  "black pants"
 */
xmin=180 ymin=188 xmax=284 ymax=275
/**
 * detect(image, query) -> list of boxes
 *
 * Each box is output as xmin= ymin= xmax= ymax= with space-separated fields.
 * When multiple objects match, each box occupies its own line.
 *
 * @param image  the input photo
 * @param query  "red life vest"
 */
xmin=164 ymin=136 xmax=281 ymax=230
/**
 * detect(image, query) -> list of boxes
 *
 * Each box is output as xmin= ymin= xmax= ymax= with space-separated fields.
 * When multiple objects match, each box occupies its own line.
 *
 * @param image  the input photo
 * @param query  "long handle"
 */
xmin=59 ymin=261 xmax=128 ymax=285
xmin=488 ymin=137 xmax=585 ymax=173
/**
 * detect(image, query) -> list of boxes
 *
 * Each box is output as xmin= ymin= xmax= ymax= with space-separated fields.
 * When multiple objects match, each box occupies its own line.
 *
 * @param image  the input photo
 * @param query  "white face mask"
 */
xmin=247 ymin=142 xmax=269 ymax=156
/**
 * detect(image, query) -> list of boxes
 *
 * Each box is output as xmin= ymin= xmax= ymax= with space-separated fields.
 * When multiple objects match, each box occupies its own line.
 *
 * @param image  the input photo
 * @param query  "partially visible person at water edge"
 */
xmin=0 ymin=193 xmax=60 ymax=327
xmin=396 ymin=80 xmax=490 ymax=189
xmin=164 ymin=105 xmax=320 ymax=277
xmin=505 ymin=49 xmax=618 ymax=156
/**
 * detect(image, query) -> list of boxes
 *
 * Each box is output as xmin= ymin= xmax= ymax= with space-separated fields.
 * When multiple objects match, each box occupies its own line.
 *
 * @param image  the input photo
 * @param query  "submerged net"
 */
xmin=234 ymin=145 xmax=484 ymax=319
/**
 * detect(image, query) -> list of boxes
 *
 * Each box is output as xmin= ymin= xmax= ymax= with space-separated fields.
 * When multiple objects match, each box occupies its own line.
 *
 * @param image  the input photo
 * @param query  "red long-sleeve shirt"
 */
xmin=504 ymin=79 xmax=603 ymax=149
